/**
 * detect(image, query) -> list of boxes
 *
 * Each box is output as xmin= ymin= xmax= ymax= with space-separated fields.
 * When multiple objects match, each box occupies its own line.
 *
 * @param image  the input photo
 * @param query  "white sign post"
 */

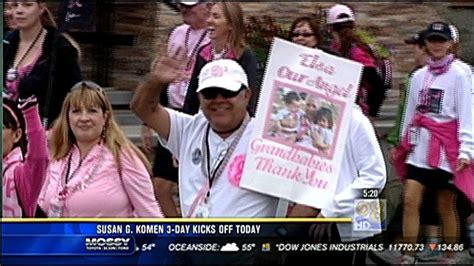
xmin=240 ymin=38 xmax=363 ymax=209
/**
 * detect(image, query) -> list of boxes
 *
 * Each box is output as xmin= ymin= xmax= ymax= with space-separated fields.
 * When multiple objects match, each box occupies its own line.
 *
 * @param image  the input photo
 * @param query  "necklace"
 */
xmin=48 ymin=144 xmax=106 ymax=218
xmin=7 ymin=28 xmax=44 ymax=82
xmin=211 ymin=42 xmax=228 ymax=61
xmin=201 ymin=114 xmax=250 ymax=199
xmin=184 ymin=27 xmax=208 ymax=71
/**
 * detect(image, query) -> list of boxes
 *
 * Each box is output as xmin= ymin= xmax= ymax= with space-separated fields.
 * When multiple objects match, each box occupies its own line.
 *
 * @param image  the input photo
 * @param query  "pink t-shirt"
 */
xmin=167 ymin=24 xmax=209 ymax=109
xmin=38 ymin=144 xmax=163 ymax=218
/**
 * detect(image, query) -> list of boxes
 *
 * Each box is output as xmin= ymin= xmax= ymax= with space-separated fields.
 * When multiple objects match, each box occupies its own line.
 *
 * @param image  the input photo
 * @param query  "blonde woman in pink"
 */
xmin=38 ymin=81 xmax=163 ymax=218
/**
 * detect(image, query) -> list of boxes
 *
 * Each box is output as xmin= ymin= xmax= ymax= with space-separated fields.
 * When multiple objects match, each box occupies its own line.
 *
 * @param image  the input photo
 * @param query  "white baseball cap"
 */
xmin=327 ymin=4 xmax=355 ymax=25
xmin=179 ymin=1 xmax=199 ymax=6
xmin=197 ymin=59 xmax=248 ymax=93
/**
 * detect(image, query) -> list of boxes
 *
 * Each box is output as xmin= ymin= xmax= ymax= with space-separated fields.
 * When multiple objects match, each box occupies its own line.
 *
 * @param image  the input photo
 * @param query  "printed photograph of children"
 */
xmin=265 ymin=86 xmax=343 ymax=158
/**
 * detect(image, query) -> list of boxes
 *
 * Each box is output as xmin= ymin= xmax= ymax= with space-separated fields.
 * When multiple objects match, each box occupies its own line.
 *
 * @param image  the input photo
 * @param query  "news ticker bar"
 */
xmin=2 ymin=219 xmax=388 ymax=257
xmin=6 ymin=235 xmax=449 ymax=256
xmin=6 ymin=233 xmax=464 ymax=256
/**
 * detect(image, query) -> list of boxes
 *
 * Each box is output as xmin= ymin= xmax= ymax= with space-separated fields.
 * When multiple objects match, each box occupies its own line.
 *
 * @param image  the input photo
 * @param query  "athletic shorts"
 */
xmin=152 ymin=143 xmax=178 ymax=183
xmin=406 ymin=164 xmax=454 ymax=190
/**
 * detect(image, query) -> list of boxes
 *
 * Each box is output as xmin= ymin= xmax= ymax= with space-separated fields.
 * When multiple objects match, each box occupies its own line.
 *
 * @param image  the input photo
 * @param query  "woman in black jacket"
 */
xmin=4 ymin=1 xmax=82 ymax=128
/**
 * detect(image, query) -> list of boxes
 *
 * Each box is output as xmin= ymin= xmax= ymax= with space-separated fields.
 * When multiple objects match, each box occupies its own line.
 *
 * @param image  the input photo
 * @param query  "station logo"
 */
xmin=353 ymin=199 xmax=386 ymax=232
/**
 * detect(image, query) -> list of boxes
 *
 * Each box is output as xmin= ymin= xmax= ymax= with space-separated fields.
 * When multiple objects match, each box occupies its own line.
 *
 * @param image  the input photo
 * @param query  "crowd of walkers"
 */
xmin=3 ymin=1 xmax=473 ymax=265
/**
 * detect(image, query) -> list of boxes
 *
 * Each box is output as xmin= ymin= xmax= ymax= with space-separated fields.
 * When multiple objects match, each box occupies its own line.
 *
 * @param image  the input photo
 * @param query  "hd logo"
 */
xmin=85 ymin=237 xmax=133 ymax=251
xmin=353 ymin=199 xmax=386 ymax=232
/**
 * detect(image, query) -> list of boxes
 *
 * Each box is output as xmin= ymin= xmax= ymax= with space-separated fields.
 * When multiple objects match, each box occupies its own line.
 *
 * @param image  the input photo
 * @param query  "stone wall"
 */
xmin=65 ymin=2 xmax=473 ymax=91
xmin=77 ymin=3 xmax=161 ymax=90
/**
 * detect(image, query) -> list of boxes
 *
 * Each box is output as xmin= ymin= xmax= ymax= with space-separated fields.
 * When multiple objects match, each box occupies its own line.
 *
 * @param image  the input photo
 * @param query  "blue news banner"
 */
xmin=0 ymin=217 xmax=368 ymax=265
xmin=2 ymin=198 xmax=385 ymax=265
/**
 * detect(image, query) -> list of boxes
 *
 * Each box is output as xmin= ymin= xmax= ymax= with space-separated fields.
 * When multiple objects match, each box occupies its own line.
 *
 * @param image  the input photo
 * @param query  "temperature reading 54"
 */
xmin=242 ymin=243 xmax=256 ymax=251
xmin=142 ymin=243 xmax=156 ymax=251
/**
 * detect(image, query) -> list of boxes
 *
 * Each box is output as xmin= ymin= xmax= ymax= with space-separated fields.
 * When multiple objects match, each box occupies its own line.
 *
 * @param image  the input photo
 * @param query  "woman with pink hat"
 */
xmin=326 ymin=4 xmax=386 ymax=122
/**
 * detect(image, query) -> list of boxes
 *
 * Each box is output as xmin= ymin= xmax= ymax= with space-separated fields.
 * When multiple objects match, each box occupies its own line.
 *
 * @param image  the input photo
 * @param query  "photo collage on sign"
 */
xmin=263 ymin=82 xmax=345 ymax=159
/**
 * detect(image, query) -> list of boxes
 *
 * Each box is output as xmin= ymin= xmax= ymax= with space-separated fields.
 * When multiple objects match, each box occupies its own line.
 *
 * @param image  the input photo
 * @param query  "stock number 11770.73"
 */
xmin=388 ymin=243 xmax=425 ymax=252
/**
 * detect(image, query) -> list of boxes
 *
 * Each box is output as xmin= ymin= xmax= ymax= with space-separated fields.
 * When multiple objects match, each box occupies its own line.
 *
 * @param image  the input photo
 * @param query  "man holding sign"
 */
xmin=131 ymin=56 xmax=280 ymax=218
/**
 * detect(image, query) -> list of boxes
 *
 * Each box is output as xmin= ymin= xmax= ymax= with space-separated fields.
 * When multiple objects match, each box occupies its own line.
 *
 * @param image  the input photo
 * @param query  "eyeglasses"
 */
xmin=292 ymin=32 xmax=315 ymax=38
xmin=71 ymin=80 xmax=104 ymax=94
xmin=200 ymin=87 xmax=245 ymax=100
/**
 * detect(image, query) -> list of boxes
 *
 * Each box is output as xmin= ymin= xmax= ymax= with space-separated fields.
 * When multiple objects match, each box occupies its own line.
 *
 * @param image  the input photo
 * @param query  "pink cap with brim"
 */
xmin=327 ymin=4 xmax=355 ymax=25
xmin=197 ymin=59 xmax=248 ymax=93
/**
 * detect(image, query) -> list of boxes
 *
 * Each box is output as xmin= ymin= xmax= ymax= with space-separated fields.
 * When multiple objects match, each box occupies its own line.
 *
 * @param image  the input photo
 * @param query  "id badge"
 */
xmin=409 ymin=126 xmax=418 ymax=146
xmin=48 ymin=197 xmax=64 ymax=218
xmin=195 ymin=200 xmax=211 ymax=218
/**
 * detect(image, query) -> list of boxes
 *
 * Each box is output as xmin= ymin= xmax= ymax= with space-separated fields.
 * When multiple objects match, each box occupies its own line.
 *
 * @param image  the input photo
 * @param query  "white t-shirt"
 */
xmin=321 ymin=106 xmax=386 ymax=241
xmin=401 ymin=63 xmax=473 ymax=172
xmin=159 ymin=109 xmax=280 ymax=218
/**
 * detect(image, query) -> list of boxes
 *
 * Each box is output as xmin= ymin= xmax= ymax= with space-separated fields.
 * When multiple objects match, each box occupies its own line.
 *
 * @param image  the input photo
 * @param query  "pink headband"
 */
xmin=4 ymin=104 xmax=20 ymax=128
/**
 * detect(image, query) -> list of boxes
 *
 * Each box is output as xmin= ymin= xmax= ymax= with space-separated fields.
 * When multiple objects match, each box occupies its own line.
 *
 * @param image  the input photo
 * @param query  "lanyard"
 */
xmin=64 ymin=153 xmax=83 ymax=184
xmin=49 ymin=145 xmax=105 ymax=218
xmin=201 ymin=116 xmax=250 ymax=199
xmin=204 ymin=126 xmax=229 ymax=198
xmin=59 ymin=145 xmax=105 ymax=197
xmin=419 ymin=72 xmax=437 ymax=109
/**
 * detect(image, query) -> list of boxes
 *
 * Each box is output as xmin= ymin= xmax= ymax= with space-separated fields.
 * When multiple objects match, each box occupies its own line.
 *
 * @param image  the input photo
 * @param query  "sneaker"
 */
xmin=401 ymin=254 xmax=417 ymax=264
xmin=454 ymin=250 xmax=472 ymax=264
xmin=438 ymin=256 xmax=456 ymax=265
xmin=416 ymin=248 xmax=441 ymax=261
xmin=369 ymin=249 xmax=403 ymax=265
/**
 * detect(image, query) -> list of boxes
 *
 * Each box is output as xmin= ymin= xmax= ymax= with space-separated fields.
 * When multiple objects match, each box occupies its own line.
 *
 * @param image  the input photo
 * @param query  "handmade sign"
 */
xmin=240 ymin=38 xmax=363 ymax=209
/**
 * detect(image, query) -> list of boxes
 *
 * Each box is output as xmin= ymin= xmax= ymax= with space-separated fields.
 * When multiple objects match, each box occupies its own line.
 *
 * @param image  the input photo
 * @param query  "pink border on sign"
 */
xmin=262 ymin=80 xmax=346 ymax=160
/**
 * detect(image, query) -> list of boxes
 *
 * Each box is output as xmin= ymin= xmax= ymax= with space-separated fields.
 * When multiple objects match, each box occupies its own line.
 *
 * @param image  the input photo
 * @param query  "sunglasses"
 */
xmin=292 ymin=32 xmax=314 ymax=38
xmin=71 ymin=80 xmax=104 ymax=94
xmin=200 ymin=86 xmax=245 ymax=100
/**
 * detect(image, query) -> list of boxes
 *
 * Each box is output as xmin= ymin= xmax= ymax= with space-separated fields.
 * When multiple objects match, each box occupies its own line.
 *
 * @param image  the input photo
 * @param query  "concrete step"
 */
xmin=104 ymin=88 xmax=134 ymax=106
xmin=121 ymin=125 xmax=159 ymax=147
xmin=114 ymin=110 xmax=142 ymax=125
xmin=374 ymin=121 xmax=395 ymax=137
